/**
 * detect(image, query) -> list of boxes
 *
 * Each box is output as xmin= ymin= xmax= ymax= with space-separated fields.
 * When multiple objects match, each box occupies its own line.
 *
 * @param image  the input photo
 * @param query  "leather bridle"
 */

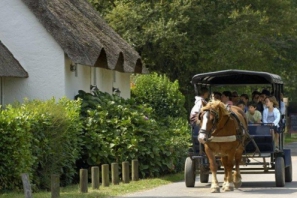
xmin=199 ymin=108 xmax=219 ymax=140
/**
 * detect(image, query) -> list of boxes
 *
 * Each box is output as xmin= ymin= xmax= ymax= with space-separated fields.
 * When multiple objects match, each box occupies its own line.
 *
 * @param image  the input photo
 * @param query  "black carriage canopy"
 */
xmin=191 ymin=69 xmax=283 ymax=85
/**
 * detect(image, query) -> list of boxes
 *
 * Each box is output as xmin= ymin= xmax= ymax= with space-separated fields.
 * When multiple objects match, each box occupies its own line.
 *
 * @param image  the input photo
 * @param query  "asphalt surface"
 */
xmin=120 ymin=142 xmax=297 ymax=198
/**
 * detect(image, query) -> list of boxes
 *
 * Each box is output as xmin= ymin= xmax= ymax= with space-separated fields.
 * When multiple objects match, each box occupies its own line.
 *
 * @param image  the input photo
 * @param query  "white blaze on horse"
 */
xmin=198 ymin=101 xmax=248 ymax=193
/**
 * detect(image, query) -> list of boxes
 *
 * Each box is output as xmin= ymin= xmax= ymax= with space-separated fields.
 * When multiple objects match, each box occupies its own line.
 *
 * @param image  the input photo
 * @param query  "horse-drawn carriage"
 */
xmin=185 ymin=70 xmax=292 ymax=192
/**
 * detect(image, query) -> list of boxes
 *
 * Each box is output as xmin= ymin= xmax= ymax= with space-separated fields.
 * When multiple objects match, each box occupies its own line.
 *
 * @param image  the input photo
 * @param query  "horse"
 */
xmin=198 ymin=101 xmax=248 ymax=193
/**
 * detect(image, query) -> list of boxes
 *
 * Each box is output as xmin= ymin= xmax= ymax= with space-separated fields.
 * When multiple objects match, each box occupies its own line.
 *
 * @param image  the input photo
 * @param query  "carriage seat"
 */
xmin=245 ymin=124 xmax=273 ymax=153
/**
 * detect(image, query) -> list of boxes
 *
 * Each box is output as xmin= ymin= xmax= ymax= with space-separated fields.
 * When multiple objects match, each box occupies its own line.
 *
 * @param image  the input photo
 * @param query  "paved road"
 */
xmin=121 ymin=142 xmax=297 ymax=198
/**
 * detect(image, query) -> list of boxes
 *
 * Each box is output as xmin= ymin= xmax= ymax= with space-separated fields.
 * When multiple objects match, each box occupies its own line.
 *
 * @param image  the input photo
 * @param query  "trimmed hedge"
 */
xmin=0 ymin=98 xmax=82 ymax=190
xmin=0 ymin=107 xmax=33 ymax=190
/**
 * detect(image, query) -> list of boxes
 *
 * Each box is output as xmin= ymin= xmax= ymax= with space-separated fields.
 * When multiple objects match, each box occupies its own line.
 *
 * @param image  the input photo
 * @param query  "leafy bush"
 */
xmin=0 ymin=107 xmax=33 ymax=190
xmin=25 ymin=98 xmax=82 ymax=189
xmin=76 ymin=90 xmax=190 ymax=177
xmin=0 ymin=98 xmax=82 ymax=190
xmin=131 ymin=73 xmax=187 ymax=119
xmin=131 ymin=73 xmax=191 ymax=172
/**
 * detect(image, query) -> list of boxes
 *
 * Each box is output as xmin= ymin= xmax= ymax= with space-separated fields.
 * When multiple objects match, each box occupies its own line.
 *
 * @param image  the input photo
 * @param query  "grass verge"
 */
xmin=284 ymin=133 xmax=297 ymax=144
xmin=0 ymin=172 xmax=184 ymax=198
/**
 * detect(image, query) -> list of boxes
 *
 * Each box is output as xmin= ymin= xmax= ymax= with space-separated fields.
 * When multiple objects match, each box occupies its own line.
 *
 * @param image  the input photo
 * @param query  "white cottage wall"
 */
xmin=0 ymin=0 xmax=65 ymax=104
xmin=96 ymin=69 xmax=131 ymax=99
xmin=64 ymin=58 xmax=131 ymax=99
xmin=114 ymin=72 xmax=131 ymax=99
xmin=64 ymin=56 xmax=91 ymax=99
xmin=97 ymin=68 xmax=113 ymax=95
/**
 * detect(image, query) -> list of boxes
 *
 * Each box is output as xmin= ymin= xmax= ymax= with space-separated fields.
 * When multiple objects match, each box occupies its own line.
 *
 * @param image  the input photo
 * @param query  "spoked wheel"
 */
xmin=275 ymin=157 xmax=285 ymax=187
xmin=184 ymin=157 xmax=196 ymax=187
xmin=285 ymin=156 xmax=292 ymax=182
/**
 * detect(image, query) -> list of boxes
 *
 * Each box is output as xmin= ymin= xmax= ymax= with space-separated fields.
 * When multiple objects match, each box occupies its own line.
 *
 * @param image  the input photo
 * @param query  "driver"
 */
xmin=190 ymin=87 xmax=210 ymax=124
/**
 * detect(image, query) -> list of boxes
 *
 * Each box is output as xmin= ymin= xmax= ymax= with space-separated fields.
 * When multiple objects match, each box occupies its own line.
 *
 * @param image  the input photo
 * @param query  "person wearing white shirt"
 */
xmin=262 ymin=96 xmax=281 ymax=151
xmin=190 ymin=87 xmax=209 ymax=124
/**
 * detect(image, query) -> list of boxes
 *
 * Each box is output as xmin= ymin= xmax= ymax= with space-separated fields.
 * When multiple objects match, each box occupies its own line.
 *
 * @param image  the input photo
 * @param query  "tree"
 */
xmin=89 ymin=0 xmax=297 ymax=107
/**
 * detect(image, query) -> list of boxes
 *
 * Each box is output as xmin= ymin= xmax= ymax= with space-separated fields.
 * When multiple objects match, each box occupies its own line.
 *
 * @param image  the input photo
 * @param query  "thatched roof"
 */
xmin=0 ymin=41 xmax=28 ymax=78
xmin=22 ymin=0 xmax=146 ymax=73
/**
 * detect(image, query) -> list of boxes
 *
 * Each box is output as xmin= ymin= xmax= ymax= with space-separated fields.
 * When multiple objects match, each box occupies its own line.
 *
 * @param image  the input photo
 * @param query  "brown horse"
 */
xmin=198 ymin=101 xmax=248 ymax=193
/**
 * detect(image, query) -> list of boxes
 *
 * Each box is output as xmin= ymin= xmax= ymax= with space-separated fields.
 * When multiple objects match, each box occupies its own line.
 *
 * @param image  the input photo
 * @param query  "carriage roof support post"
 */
xmin=194 ymin=84 xmax=198 ymax=96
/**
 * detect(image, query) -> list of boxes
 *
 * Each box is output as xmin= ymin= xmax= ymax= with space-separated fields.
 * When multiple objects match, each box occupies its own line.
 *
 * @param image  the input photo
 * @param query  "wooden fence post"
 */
xmin=111 ymin=163 xmax=119 ymax=185
xmin=102 ymin=164 xmax=109 ymax=187
xmin=79 ymin=169 xmax=88 ymax=193
xmin=51 ymin=174 xmax=60 ymax=198
xmin=122 ymin=161 xmax=130 ymax=183
xmin=132 ymin=159 xmax=139 ymax=181
xmin=21 ymin=173 xmax=32 ymax=198
xmin=91 ymin=166 xmax=100 ymax=189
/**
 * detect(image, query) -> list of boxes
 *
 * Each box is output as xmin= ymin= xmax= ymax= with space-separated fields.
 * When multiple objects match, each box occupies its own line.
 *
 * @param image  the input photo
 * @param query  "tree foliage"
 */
xmin=89 ymin=0 xmax=297 ymax=106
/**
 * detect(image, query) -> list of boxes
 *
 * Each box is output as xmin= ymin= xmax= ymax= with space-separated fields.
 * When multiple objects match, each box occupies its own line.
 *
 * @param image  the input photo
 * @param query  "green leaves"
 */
xmin=89 ymin=0 xmax=297 ymax=106
xmin=131 ymin=73 xmax=186 ymax=119
xmin=0 ymin=98 xmax=82 ymax=190
xmin=77 ymin=88 xmax=189 ymax=178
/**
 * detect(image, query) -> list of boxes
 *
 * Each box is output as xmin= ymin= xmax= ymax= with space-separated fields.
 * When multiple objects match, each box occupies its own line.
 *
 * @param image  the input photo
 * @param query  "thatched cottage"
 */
xmin=0 ymin=0 xmax=145 ymax=105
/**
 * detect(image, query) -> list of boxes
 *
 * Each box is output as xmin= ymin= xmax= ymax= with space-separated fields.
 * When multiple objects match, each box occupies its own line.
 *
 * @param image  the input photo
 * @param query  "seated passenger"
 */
xmin=213 ymin=91 xmax=222 ymax=101
xmin=190 ymin=87 xmax=209 ymax=125
xmin=258 ymin=89 xmax=270 ymax=115
xmin=246 ymin=101 xmax=262 ymax=124
xmin=236 ymin=100 xmax=246 ymax=112
xmin=262 ymin=96 xmax=281 ymax=151
xmin=221 ymin=91 xmax=233 ymax=105
xmin=252 ymin=91 xmax=261 ymax=103
xmin=232 ymin=91 xmax=239 ymax=104
xmin=240 ymin=94 xmax=249 ymax=112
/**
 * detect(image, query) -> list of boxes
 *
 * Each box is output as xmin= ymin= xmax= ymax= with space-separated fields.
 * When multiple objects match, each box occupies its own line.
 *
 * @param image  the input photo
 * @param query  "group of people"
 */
xmin=190 ymin=88 xmax=285 ymax=151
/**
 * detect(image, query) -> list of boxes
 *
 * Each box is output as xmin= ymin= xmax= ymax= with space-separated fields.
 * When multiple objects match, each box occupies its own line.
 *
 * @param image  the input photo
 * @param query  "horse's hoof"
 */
xmin=234 ymin=181 xmax=242 ymax=188
xmin=211 ymin=188 xmax=220 ymax=193
xmin=224 ymin=186 xmax=234 ymax=191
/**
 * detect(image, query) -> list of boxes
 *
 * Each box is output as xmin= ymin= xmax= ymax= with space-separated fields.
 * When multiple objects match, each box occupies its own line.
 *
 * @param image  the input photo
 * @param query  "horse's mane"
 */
xmin=201 ymin=101 xmax=230 ymax=117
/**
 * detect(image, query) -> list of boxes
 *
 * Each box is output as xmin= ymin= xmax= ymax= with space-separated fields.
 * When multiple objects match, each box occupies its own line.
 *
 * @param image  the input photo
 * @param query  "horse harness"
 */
xmin=201 ymin=105 xmax=249 ymax=145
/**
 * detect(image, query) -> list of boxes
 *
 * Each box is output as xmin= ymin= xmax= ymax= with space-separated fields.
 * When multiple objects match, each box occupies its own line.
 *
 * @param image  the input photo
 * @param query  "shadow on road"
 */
xmin=117 ymin=197 xmax=212 ymax=198
xmin=239 ymin=181 xmax=297 ymax=194
xmin=190 ymin=181 xmax=297 ymax=195
xmin=285 ymin=142 xmax=297 ymax=156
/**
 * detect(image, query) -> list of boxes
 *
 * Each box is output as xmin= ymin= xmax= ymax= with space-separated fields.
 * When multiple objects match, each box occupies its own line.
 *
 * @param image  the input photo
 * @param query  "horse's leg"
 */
xmin=223 ymin=152 xmax=236 ymax=191
xmin=221 ymin=156 xmax=228 ymax=191
xmin=205 ymin=145 xmax=220 ymax=193
xmin=233 ymin=148 xmax=243 ymax=188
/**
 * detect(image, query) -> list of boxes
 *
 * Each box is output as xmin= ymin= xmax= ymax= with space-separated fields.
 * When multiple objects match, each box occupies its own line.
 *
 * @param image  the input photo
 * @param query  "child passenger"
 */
xmin=262 ymin=96 xmax=281 ymax=151
xmin=246 ymin=101 xmax=262 ymax=124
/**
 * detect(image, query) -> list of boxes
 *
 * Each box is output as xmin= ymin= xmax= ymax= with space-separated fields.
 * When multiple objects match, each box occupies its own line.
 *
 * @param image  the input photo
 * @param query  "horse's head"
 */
xmin=198 ymin=101 xmax=230 ymax=144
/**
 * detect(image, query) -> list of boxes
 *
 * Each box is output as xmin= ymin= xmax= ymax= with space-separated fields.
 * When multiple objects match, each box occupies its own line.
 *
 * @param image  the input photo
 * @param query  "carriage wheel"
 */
xmin=285 ymin=158 xmax=292 ymax=182
xmin=275 ymin=157 xmax=285 ymax=187
xmin=199 ymin=170 xmax=209 ymax=183
xmin=184 ymin=157 xmax=196 ymax=187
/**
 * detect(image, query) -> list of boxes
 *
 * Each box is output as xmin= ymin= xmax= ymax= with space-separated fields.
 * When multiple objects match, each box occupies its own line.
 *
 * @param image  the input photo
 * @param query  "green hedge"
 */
xmin=77 ymin=88 xmax=190 ymax=177
xmin=131 ymin=73 xmax=187 ymax=120
xmin=0 ymin=106 xmax=33 ymax=190
xmin=1 ymin=73 xmax=190 ymax=190
xmin=0 ymin=98 xmax=82 ymax=190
